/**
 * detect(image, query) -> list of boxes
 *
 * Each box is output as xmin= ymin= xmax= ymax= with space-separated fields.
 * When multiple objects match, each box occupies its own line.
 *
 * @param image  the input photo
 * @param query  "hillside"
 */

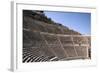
xmin=23 ymin=10 xmax=81 ymax=35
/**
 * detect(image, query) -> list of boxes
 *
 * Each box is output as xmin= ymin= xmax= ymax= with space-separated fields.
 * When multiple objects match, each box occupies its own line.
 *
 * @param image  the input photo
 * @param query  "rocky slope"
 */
xmin=23 ymin=10 xmax=81 ymax=35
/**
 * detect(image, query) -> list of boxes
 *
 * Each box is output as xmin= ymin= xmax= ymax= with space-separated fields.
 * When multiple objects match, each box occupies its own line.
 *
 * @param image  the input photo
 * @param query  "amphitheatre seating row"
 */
xmin=74 ymin=46 xmax=88 ymax=57
xmin=23 ymin=16 xmax=81 ymax=35
xmin=63 ymin=46 xmax=77 ymax=57
xmin=48 ymin=45 xmax=67 ymax=59
xmin=23 ymin=47 xmax=59 ymax=62
xmin=73 ymin=37 xmax=88 ymax=44
xmin=23 ymin=30 xmax=91 ymax=62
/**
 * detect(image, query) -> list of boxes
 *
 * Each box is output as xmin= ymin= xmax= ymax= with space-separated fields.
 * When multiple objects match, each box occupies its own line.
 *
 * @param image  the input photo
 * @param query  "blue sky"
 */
xmin=44 ymin=11 xmax=91 ymax=35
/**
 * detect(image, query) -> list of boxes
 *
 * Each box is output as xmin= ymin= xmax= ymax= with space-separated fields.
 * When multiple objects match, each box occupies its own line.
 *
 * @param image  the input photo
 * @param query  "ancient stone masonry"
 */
xmin=23 ymin=10 xmax=91 ymax=62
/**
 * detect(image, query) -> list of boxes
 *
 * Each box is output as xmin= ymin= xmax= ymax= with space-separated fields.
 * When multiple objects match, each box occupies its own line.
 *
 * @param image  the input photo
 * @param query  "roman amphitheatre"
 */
xmin=23 ymin=10 xmax=91 ymax=62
